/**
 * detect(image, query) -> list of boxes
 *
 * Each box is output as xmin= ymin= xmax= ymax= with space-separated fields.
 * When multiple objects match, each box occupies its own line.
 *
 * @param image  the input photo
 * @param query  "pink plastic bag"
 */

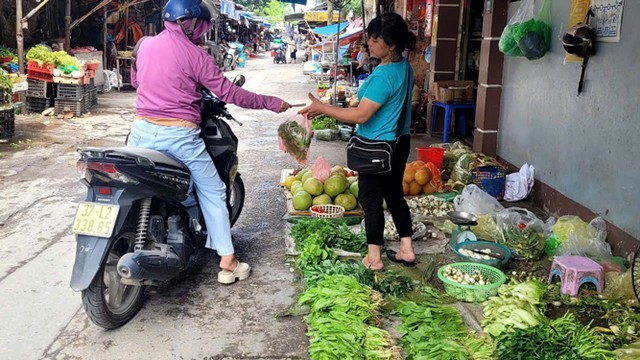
xmin=311 ymin=156 xmax=332 ymax=182
xmin=278 ymin=114 xmax=312 ymax=165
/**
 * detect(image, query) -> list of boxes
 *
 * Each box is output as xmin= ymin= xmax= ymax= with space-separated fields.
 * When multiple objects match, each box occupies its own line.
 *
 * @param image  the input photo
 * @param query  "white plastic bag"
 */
xmin=504 ymin=163 xmax=535 ymax=201
xmin=453 ymin=184 xmax=504 ymax=216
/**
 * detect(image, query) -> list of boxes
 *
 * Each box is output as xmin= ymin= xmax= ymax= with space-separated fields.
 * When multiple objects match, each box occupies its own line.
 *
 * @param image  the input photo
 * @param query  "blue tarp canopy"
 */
xmin=310 ymin=22 xmax=350 ymax=37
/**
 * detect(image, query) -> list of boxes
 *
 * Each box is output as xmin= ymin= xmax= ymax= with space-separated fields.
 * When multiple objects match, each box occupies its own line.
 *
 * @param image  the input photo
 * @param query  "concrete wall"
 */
xmin=499 ymin=1 xmax=640 ymax=240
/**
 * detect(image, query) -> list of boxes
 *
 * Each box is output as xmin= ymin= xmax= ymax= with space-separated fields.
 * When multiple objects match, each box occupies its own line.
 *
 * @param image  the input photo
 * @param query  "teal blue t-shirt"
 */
xmin=356 ymin=58 xmax=414 ymax=141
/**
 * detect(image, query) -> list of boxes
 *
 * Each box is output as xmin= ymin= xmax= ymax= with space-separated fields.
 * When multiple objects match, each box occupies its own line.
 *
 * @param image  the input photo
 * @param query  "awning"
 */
xmin=220 ymin=0 xmax=240 ymax=21
xmin=277 ymin=0 xmax=308 ymax=5
xmin=309 ymin=22 xmax=350 ymax=37
xmin=312 ymin=28 xmax=363 ymax=52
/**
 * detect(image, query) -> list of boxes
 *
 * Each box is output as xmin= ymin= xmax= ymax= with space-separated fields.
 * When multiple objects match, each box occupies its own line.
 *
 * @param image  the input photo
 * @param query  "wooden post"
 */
xmin=327 ymin=1 xmax=334 ymax=26
xmin=16 ymin=0 xmax=25 ymax=74
xmin=103 ymin=6 xmax=108 ymax=66
xmin=65 ymin=0 xmax=71 ymax=51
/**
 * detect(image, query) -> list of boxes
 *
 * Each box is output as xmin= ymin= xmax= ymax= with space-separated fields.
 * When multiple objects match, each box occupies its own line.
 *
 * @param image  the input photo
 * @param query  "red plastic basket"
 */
xmin=27 ymin=60 xmax=55 ymax=82
xmin=416 ymin=147 xmax=445 ymax=169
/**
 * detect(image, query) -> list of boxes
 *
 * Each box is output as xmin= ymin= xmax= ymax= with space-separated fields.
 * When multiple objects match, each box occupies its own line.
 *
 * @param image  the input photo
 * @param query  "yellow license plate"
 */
xmin=72 ymin=203 xmax=120 ymax=237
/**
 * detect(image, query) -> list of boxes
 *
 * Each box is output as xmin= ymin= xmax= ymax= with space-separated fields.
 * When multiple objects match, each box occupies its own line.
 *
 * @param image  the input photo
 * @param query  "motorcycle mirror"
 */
xmin=233 ymin=75 xmax=246 ymax=88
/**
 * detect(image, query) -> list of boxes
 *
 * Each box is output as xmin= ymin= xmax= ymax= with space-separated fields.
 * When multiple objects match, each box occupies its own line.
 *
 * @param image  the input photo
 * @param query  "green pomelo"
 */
xmin=292 ymin=191 xmax=312 ymax=210
xmin=301 ymin=171 xmax=314 ymax=184
xmin=334 ymin=193 xmax=357 ymax=211
xmin=303 ymin=178 xmax=324 ymax=196
xmin=349 ymin=181 xmax=359 ymax=197
xmin=323 ymin=174 xmax=349 ymax=198
xmin=312 ymin=194 xmax=332 ymax=205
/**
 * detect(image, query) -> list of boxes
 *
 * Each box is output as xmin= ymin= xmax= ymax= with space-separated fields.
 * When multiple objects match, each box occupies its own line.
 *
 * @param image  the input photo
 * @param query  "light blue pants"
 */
xmin=128 ymin=120 xmax=234 ymax=256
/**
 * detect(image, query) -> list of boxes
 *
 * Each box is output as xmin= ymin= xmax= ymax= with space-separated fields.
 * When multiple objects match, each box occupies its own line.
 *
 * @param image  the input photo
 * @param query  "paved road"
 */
xmin=0 ymin=54 xmax=337 ymax=360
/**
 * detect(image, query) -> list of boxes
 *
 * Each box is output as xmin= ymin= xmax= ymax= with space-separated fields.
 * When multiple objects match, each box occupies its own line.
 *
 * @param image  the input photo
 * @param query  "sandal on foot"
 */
xmin=385 ymin=249 xmax=416 ymax=268
xmin=217 ymin=262 xmax=251 ymax=284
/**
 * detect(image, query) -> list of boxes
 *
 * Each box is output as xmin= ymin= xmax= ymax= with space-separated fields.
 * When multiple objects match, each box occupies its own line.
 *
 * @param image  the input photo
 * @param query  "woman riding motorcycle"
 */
xmin=129 ymin=0 xmax=291 ymax=284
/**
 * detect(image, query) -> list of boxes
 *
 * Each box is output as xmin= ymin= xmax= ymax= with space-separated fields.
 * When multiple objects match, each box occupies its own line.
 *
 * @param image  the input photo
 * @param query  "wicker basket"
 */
xmin=310 ymin=204 xmax=345 ymax=218
xmin=437 ymin=262 xmax=506 ymax=303
xmin=472 ymin=165 xmax=507 ymax=200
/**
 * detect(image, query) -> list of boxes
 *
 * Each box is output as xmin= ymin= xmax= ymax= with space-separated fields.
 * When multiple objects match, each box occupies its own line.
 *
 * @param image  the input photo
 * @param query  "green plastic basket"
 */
xmin=437 ymin=262 xmax=506 ymax=303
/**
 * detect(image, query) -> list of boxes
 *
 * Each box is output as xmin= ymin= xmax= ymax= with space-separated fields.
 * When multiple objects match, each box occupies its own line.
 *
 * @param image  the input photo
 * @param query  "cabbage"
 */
xmin=482 ymin=280 xmax=547 ymax=337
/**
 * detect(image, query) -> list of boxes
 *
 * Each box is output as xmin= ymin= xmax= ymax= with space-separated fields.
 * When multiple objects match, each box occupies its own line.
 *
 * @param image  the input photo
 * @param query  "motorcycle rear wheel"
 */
xmin=229 ymin=176 xmax=245 ymax=227
xmin=81 ymin=230 xmax=146 ymax=329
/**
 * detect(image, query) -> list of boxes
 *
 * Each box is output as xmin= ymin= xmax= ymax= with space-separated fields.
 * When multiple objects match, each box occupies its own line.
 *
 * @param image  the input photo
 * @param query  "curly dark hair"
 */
xmin=366 ymin=13 xmax=417 ymax=55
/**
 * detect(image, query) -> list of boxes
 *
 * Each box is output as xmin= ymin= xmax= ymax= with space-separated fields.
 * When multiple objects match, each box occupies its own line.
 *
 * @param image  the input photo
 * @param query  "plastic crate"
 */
xmin=55 ymin=98 xmax=83 ymax=117
xmin=82 ymin=94 xmax=91 ymax=113
xmin=0 ymin=108 xmax=15 ymax=138
xmin=26 ymin=96 xmax=51 ymax=113
xmin=90 ymin=89 xmax=98 ymax=106
xmin=27 ymin=79 xmax=49 ymax=97
xmin=57 ymin=83 xmax=90 ymax=99
xmin=27 ymin=60 xmax=55 ymax=82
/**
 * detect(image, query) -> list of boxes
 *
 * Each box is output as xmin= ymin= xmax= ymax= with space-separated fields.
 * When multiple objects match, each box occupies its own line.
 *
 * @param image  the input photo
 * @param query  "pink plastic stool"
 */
xmin=548 ymin=256 xmax=604 ymax=296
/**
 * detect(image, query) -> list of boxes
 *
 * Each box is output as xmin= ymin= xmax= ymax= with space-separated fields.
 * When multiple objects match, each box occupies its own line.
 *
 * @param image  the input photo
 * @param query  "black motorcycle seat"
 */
xmin=105 ymin=147 xmax=188 ymax=170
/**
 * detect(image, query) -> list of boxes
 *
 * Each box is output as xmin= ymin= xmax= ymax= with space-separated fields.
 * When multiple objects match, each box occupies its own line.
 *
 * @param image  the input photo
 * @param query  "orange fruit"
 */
xmin=412 ymin=160 xmax=426 ymax=170
xmin=414 ymin=169 xmax=431 ymax=185
xmin=402 ymin=181 xmax=410 ymax=195
xmin=403 ymin=168 xmax=416 ymax=183
xmin=423 ymin=182 xmax=437 ymax=194
xmin=409 ymin=181 xmax=422 ymax=195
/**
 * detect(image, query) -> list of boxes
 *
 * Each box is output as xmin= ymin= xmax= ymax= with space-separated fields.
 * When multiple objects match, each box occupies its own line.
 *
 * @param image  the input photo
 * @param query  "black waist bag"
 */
xmin=346 ymin=135 xmax=396 ymax=174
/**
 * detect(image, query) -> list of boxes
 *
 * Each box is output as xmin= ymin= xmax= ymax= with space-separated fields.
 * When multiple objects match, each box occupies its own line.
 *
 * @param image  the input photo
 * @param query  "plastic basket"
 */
xmin=26 ymin=96 xmax=50 ymax=113
xmin=0 ymin=108 xmax=15 ymax=139
xmin=55 ymin=98 xmax=83 ymax=117
xmin=57 ymin=83 xmax=89 ymax=99
xmin=416 ymin=147 xmax=445 ymax=169
xmin=472 ymin=165 xmax=506 ymax=200
xmin=27 ymin=79 xmax=49 ymax=97
xmin=27 ymin=60 xmax=55 ymax=82
xmin=310 ymin=204 xmax=345 ymax=218
xmin=453 ymin=241 xmax=512 ymax=269
xmin=437 ymin=262 xmax=506 ymax=303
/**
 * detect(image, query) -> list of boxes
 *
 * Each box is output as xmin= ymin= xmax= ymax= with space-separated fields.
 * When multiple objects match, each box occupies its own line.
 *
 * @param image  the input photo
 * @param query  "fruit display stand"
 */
xmin=280 ymin=169 xmax=364 ymax=217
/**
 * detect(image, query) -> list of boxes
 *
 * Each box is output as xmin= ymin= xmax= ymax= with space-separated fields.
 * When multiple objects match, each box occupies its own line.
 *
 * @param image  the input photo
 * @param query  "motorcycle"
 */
xmin=69 ymin=75 xmax=247 ymax=329
xmin=273 ymin=48 xmax=286 ymax=64
xmin=222 ymin=43 xmax=241 ymax=71
xmin=206 ymin=41 xmax=227 ymax=69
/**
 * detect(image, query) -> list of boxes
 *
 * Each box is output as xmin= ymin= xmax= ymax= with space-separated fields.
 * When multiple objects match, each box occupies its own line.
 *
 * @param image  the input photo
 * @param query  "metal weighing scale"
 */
xmin=448 ymin=211 xmax=479 ymax=250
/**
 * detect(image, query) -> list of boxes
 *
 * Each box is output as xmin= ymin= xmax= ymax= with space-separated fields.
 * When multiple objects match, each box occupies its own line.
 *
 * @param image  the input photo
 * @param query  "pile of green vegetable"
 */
xmin=395 ymin=286 xmax=494 ymax=359
xmin=291 ymin=217 xmax=366 ymax=253
xmin=482 ymin=279 xmax=547 ymax=337
xmin=278 ymin=119 xmax=311 ymax=163
xmin=299 ymin=274 xmax=397 ymax=359
xmin=495 ymin=312 xmax=614 ymax=359
xmin=0 ymin=74 xmax=12 ymax=104
xmin=311 ymin=115 xmax=338 ymax=130
xmin=25 ymin=45 xmax=78 ymax=68
xmin=0 ymin=47 xmax=17 ymax=62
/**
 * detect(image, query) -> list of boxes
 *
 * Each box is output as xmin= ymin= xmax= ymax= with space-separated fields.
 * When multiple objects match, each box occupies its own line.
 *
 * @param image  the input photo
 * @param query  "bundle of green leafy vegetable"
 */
xmin=394 ymin=286 xmax=494 ymax=360
xmin=278 ymin=119 xmax=311 ymax=163
xmin=291 ymin=217 xmax=366 ymax=253
xmin=299 ymin=275 xmax=396 ymax=359
xmin=495 ymin=312 xmax=615 ymax=360
xmin=482 ymin=279 xmax=547 ymax=337
xmin=0 ymin=47 xmax=17 ymax=60
xmin=295 ymin=232 xmax=337 ymax=271
xmin=311 ymin=115 xmax=338 ymax=130
xmin=302 ymin=259 xmax=413 ymax=297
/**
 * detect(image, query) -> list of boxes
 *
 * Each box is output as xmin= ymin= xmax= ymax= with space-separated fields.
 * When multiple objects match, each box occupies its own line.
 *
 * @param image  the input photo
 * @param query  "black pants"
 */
xmin=358 ymin=135 xmax=413 ymax=246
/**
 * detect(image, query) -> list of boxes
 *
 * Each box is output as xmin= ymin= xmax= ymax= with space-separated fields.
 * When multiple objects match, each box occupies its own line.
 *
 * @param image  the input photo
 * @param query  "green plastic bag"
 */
xmin=499 ymin=0 xmax=552 ymax=60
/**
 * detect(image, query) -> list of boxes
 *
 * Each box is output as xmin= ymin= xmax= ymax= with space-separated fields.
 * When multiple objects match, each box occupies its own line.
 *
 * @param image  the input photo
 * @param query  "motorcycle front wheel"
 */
xmin=229 ymin=175 xmax=245 ymax=227
xmin=223 ymin=55 xmax=233 ymax=70
xmin=81 ymin=230 xmax=145 ymax=329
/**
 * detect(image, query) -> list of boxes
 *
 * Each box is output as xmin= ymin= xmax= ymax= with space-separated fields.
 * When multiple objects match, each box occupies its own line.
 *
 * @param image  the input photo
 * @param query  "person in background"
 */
xmin=130 ymin=0 xmax=291 ymax=284
xmin=353 ymin=42 xmax=370 ymax=79
xmin=288 ymin=38 xmax=297 ymax=63
xmin=297 ymin=13 xmax=417 ymax=270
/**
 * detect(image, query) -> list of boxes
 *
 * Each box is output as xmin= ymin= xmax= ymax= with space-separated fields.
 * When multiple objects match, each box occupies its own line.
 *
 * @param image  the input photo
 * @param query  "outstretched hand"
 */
xmin=279 ymin=100 xmax=292 ymax=113
xmin=297 ymin=93 xmax=325 ymax=119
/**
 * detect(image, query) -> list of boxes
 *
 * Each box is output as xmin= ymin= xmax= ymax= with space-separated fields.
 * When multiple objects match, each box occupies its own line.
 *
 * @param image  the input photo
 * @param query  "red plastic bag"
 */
xmin=311 ymin=156 xmax=332 ymax=182
xmin=278 ymin=114 xmax=312 ymax=165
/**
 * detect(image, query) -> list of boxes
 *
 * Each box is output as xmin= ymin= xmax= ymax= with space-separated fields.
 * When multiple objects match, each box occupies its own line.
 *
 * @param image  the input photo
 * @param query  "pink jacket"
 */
xmin=132 ymin=21 xmax=282 ymax=125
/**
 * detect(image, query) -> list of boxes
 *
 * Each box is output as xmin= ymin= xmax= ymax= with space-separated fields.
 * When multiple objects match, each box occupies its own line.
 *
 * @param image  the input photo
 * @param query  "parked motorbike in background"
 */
xmin=206 ymin=41 xmax=227 ymax=69
xmin=69 ymin=76 xmax=248 ymax=329
xmin=223 ymin=43 xmax=241 ymax=71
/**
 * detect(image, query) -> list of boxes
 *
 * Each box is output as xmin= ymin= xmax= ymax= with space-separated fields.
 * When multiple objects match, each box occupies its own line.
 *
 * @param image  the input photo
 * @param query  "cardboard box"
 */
xmin=431 ymin=81 xmax=475 ymax=103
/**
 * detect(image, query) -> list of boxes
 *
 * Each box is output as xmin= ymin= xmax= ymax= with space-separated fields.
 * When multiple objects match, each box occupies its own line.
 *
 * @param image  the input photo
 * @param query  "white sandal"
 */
xmin=217 ymin=262 xmax=251 ymax=284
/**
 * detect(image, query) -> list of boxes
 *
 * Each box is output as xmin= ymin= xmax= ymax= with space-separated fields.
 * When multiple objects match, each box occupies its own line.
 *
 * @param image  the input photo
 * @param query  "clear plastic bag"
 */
xmin=311 ymin=156 xmax=331 ymax=183
xmin=496 ymin=207 xmax=546 ymax=260
xmin=603 ymin=268 xmax=635 ymax=301
xmin=453 ymin=184 xmax=504 ymax=216
xmin=278 ymin=114 xmax=312 ymax=164
xmin=499 ymin=0 xmax=552 ymax=60
xmin=554 ymin=216 xmax=612 ymax=258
